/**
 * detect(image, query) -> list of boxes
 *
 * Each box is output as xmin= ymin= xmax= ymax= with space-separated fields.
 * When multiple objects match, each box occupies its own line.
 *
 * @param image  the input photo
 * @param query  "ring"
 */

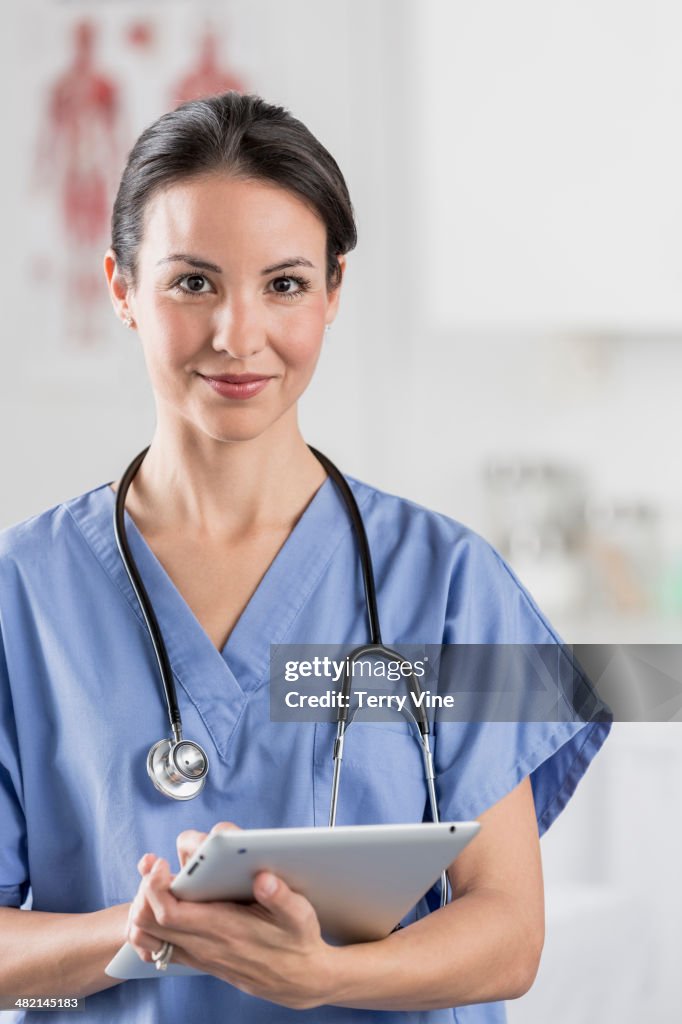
xmin=151 ymin=940 xmax=174 ymax=971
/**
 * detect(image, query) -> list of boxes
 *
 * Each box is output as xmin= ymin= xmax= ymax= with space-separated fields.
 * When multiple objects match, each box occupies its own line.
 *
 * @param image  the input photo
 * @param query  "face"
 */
xmin=104 ymin=173 xmax=344 ymax=445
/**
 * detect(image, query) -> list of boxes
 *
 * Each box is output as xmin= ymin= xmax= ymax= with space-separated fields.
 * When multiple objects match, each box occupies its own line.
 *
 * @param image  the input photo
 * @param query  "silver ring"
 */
xmin=151 ymin=940 xmax=174 ymax=971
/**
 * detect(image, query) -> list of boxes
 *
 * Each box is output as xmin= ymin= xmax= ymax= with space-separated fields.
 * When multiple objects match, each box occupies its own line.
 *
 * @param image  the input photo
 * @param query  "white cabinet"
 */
xmin=410 ymin=0 xmax=682 ymax=330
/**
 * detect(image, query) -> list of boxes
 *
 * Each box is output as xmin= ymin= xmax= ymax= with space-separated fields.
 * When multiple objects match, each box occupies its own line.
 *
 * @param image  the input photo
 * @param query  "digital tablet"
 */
xmin=106 ymin=821 xmax=480 ymax=980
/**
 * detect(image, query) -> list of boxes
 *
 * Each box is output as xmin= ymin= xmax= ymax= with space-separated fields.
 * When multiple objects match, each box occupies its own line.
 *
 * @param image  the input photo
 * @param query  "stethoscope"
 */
xmin=113 ymin=445 xmax=448 ymax=907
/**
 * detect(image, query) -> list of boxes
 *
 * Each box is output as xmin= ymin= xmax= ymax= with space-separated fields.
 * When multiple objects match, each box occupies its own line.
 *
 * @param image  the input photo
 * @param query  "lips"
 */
xmin=199 ymin=373 xmax=273 ymax=400
xmin=200 ymin=373 xmax=272 ymax=383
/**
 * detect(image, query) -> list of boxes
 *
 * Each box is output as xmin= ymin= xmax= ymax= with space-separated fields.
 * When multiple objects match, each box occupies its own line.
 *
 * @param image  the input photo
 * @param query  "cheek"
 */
xmin=284 ymin=334 xmax=323 ymax=371
xmin=140 ymin=303 xmax=203 ymax=374
xmin=274 ymin=337 xmax=323 ymax=400
xmin=276 ymin=307 xmax=327 ymax=371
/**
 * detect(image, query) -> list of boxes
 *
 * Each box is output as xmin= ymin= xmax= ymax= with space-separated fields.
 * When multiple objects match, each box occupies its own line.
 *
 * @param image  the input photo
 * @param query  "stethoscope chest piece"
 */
xmin=147 ymin=738 xmax=209 ymax=801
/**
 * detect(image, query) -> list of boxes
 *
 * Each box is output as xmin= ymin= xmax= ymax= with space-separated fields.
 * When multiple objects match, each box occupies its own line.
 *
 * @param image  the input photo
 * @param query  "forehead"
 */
xmin=139 ymin=174 xmax=326 ymax=262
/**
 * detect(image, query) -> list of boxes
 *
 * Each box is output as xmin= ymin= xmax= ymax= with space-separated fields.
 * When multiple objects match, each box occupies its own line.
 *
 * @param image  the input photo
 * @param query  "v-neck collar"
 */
xmin=65 ymin=471 xmax=373 ymax=763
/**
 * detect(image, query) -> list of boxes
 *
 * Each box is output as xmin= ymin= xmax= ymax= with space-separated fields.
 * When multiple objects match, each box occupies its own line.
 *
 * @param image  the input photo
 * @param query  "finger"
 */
xmin=176 ymin=830 xmax=208 ymax=869
xmin=176 ymin=823 xmax=240 ymax=870
xmin=132 ymin=860 xmax=244 ymax=944
xmin=137 ymin=852 xmax=158 ymax=876
xmin=128 ymin=925 xmax=169 ymax=963
xmin=209 ymin=821 xmax=242 ymax=835
xmin=128 ymin=898 xmax=157 ymax=940
xmin=141 ymin=858 xmax=193 ymax=934
xmin=251 ymin=871 xmax=317 ymax=935
xmin=128 ymin=876 xmax=158 ymax=931
xmin=128 ymin=928 xmax=200 ymax=974
xmin=129 ymin=936 xmax=216 ymax=981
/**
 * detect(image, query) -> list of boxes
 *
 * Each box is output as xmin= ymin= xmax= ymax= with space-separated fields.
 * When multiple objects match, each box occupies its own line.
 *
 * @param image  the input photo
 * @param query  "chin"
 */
xmin=198 ymin=417 xmax=278 ymax=445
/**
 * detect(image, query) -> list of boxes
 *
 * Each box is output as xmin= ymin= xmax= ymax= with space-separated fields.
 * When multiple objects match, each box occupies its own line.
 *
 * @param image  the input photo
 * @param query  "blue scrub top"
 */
xmin=0 ymin=472 xmax=611 ymax=1023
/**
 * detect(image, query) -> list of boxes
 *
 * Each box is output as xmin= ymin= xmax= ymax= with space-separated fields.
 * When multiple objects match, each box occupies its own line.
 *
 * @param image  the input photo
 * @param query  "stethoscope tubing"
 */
xmin=113 ymin=445 xmax=183 ymax=742
xmin=307 ymin=446 xmax=383 ymax=647
xmin=113 ymin=444 xmax=448 ymax=905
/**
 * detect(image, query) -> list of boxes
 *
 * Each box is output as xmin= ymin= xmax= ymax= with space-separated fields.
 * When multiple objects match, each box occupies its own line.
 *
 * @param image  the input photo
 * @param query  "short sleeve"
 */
xmin=0 ymin=616 xmax=29 ymax=908
xmin=433 ymin=534 xmax=612 ymax=836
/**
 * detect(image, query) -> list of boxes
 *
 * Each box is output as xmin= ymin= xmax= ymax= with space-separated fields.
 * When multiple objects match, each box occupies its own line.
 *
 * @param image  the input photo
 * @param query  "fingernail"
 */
xmin=260 ymin=873 xmax=277 ymax=897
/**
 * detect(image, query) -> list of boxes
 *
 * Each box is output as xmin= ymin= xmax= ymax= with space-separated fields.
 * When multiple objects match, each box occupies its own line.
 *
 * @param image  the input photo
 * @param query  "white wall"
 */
xmin=1 ymin=0 xmax=409 ymax=525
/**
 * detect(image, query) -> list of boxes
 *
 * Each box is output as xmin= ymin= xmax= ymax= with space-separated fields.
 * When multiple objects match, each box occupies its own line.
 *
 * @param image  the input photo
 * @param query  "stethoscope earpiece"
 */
xmin=146 ymin=737 xmax=209 ymax=801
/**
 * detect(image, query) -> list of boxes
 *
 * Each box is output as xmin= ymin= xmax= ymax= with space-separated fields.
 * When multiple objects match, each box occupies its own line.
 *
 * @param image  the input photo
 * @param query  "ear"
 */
xmin=325 ymin=254 xmax=347 ymax=324
xmin=103 ymin=249 xmax=136 ymax=328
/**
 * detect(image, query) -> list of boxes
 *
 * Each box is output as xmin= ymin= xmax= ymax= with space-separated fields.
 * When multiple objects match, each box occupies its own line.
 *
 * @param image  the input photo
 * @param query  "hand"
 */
xmin=127 ymin=821 xmax=240 ymax=959
xmin=175 ymin=819 xmax=240 ymax=868
xmin=127 ymin=823 xmax=338 ymax=1010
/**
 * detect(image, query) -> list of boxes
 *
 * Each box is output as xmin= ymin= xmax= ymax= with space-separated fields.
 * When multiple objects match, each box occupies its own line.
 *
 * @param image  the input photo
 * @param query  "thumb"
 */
xmin=209 ymin=821 xmax=242 ymax=835
xmin=252 ymin=871 xmax=316 ymax=935
xmin=253 ymin=870 xmax=281 ymax=904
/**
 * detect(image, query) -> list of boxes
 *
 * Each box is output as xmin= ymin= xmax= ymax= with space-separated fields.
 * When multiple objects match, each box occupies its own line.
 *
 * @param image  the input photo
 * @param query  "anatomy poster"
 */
xmin=21 ymin=0 xmax=250 ymax=360
xmin=171 ymin=24 xmax=246 ymax=107
xmin=31 ymin=19 xmax=124 ymax=347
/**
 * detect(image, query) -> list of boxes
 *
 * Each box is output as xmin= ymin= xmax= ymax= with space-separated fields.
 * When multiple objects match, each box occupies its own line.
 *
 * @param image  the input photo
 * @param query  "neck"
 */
xmin=115 ymin=408 xmax=328 ymax=540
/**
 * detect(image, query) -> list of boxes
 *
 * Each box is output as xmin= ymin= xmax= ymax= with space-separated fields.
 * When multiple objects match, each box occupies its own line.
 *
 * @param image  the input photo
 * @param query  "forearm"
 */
xmin=0 ymin=904 xmax=130 ymax=1000
xmin=322 ymin=887 xmax=543 ymax=1011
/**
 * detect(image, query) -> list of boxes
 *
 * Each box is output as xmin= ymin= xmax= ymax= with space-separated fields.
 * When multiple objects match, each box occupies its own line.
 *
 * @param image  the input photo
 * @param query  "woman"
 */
xmin=0 ymin=92 xmax=610 ymax=1022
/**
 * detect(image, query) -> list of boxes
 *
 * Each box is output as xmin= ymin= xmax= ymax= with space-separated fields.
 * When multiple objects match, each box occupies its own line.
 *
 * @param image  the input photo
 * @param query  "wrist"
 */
xmin=312 ymin=935 xmax=391 ymax=1008
xmin=306 ymin=941 xmax=351 ymax=1008
xmin=100 ymin=901 xmax=132 ymax=944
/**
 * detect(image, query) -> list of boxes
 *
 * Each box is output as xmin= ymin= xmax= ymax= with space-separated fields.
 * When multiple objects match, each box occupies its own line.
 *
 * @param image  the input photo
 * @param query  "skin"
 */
xmin=100 ymin=173 xmax=545 ymax=1010
xmin=104 ymin=173 xmax=341 ymax=535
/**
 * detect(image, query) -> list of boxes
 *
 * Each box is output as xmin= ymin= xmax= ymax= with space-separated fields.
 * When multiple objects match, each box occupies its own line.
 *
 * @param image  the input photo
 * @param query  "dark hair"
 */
xmin=110 ymin=91 xmax=357 ymax=292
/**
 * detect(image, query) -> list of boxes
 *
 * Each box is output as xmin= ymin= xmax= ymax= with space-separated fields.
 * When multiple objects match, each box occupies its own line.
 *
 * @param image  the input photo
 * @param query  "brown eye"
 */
xmin=270 ymin=275 xmax=311 ymax=301
xmin=172 ymin=274 xmax=213 ymax=296
xmin=184 ymin=275 xmax=209 ymax=293
xmin=272 ymin=277 xmax=295 ymax=293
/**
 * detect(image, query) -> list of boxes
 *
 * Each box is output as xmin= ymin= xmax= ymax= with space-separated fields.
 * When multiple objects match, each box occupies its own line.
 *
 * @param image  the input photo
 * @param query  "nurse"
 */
xmin=0 ymin=91 xmax=610 ymax=1022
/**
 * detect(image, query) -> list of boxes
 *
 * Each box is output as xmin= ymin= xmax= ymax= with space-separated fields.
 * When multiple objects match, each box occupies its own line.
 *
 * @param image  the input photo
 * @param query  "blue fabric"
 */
xmin=0 ymin=475 xmax=611 ymax=1023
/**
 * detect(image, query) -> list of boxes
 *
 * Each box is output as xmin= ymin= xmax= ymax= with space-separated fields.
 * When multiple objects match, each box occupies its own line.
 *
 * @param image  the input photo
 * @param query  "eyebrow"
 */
xmin=155 ymin=254 xmax=315 ymax=274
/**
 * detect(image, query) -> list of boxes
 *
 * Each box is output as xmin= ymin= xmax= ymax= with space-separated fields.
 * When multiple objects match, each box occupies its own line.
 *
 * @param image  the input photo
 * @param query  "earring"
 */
xmin=325 ymin=324 xmax=331 ymax=334
xmin=123 ymin=315 xmax=134 ymax=328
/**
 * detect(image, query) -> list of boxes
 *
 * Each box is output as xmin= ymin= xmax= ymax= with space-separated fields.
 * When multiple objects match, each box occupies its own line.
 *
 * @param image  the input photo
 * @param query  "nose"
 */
xmin=210 ymin=301 xmax=266 ymax=360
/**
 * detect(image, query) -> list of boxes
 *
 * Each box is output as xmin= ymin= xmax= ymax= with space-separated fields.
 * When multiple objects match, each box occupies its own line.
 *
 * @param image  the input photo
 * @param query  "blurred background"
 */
xmin=2 ymin=0 xmax=681 ymax=1019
